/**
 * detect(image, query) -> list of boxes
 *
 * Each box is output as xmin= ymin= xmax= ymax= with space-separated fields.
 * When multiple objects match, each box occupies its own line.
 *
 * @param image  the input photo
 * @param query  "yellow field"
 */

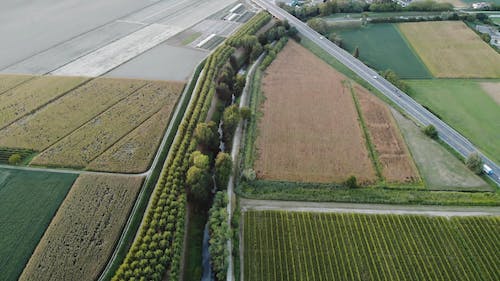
xmin=31 ymin=81 xmax=183 ymax=168
xmin=399 ymin=21 xmax=500 ymax=78
xmin=87 ymin=102 xmax=175 ymax=173
xmin=19 ymin=174 xmax=143 ymax=281
xmin=0 ymin=76 xmax=87 ymax=128
xmin=0 ymin=74 xmax=33 ymax=94
xmin=0 ymin=78 xmax=147 ymax=150
xmin=480 ymin=82 xmax=500 ymax=105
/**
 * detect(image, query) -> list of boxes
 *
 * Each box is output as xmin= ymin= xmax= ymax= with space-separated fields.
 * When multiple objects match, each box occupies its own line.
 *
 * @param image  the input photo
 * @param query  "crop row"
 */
xmin=244 ymin=211 xmax=500 ymax=281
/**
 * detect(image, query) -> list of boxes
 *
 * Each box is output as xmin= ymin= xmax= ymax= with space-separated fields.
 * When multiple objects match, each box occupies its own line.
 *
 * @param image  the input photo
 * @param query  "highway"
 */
xmin=252 ymin=0 xmax=500 ymax=186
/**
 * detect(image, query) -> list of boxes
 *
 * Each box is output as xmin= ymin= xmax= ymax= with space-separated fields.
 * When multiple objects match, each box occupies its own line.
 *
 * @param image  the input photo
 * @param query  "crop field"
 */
xmin=31 ymin=81 xmax=183 ymax=169
xmin=0 ymin=76 xmax=87 ymax=128
xmin=243 ymin=211 xmax=500 ymax=281
xmin=0 ymin=168 xmax=77 ymax=281
xmin=0 ymin=74 xmax=32 ymax=94
xmin=0 ymin=78 xmax=148 ymax=151
xmin=406 ymin=79 xmax=500 ymax=164
xmin=354 ymin=85 xmax=420 ymax=183
xmin=19 ymin=174 xmax=143 ymax=281
xmin=399 ymin=21 xmax=500 ymax=78
xmin=391 ymin=109 xmax=489 ymax=191
xmin=337 ymin=24 xmax=431 ymax=79
xmin=87 ymin=102 xmax=174 ymax=173
xmin=254 ymin=41 xmax=376 ymax=184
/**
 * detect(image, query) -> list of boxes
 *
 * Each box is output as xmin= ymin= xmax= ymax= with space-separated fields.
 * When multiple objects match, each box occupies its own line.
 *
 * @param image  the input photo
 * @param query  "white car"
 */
xmin=373 ymin=75 xmax=378 ymax=79
xmin=319 ymin=36 xmax=324 ymax=39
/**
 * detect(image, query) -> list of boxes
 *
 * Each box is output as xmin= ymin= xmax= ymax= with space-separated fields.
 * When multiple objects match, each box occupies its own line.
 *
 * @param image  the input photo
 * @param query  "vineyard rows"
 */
xmin=244 ymin=211 xmax=500 ymax=281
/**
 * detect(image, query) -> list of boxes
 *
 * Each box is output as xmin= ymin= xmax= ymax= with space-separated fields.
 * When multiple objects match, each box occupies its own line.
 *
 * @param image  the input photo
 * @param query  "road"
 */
xmin=240 ymin=198 xmax=500 ymax=217
xmin=252 ymin=0 xmax=500 ymax=186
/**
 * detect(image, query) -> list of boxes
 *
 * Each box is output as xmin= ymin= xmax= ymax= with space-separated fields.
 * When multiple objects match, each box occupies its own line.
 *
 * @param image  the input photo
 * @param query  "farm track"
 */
xmin=240 ymin=198 xmax=500 ymax=217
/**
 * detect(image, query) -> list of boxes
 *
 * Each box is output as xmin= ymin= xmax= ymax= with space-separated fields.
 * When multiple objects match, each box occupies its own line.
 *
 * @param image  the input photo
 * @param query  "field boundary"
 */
xmin=393 ymin=24 xmax=433 ymax=78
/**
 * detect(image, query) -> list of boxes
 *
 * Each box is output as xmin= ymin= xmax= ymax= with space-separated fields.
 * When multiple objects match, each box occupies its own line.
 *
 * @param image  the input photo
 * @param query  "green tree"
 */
xmin=187 ymin=151 xmax=211 ymax=202
xmin=466 ymin=152 xmax=483 ymax=175
xmin=8 ymin=153 xmax=22 ymax=165
xmin=307 ymin=18 xmax=328 ymax=35
xmin=344 ymin=175 xmax=358 ymax=189
xmin=353 ymin=46 xmax=360 ymax=58
xmin=239 ymin=106 xmax=251 ymax=121
xmin=215 ymin=152 xmax=232 ymax=189
xmin=222 ymin=105 xmax=240 ymax=144
xmin=194 ymin=121 xmax=218 ymax=149
xmin=423 ymin=124 xmax=438 ymax=140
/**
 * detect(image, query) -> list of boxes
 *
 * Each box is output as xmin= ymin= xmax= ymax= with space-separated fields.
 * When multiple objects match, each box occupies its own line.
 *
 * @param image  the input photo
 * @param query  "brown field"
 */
xmin=0 ymin=74 xmax=33 ymax=94
xmin=480 ymin=82 xmax=500 ymax=105
xmin=0 ymin=78 xmax=148 ymax=151
xmin=354 ymin=84 xmax=420 ymax=183
xmin=254 ymin=41 xmax=376 ymax=184
xmin=87 ymin=102 xmax=174 ymax=173
xmin=19 ymin=174 xmax=143 ymax=281
xmin=31 ymin=81 xmax=183 ymax=169
xmin=0 ymin=76 xmax=87 ymax=128
xmin=399 ymin=21 xmax=500 ymax=78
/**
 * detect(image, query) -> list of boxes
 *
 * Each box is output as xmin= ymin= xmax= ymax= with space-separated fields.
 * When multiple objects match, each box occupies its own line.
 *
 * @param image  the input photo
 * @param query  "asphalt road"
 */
xmin=252 ymin=0 xmax=500 ymax=186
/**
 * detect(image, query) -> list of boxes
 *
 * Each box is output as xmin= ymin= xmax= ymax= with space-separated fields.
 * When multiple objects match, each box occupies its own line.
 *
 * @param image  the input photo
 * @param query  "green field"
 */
xmin=0 ymin=168 xmax=77 ymax=281
xmin=406 ymin=79 xmax=500 ymax=164
xmin=337 ymin=24 xmax=432 ymax=79
xmin=244 ymin=211 xmax=500 ymax=281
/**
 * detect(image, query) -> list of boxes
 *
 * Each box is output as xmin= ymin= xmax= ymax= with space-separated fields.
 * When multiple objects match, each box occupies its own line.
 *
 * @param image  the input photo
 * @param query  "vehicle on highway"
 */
xmin=319 ymin=36 xmax=324 ymax=39
xmin=373 ymin=75 xmax=378 ymax=79
xmin=483 ymin=164 xmax=493 ymax=175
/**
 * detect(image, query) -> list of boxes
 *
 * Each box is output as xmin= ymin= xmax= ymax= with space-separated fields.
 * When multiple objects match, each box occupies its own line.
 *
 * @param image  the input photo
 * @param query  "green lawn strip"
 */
xmin=336 ymin=23 xmax=432 ymax=79
xmin=406 ymin=79 xmax=500 ymax=164
xmin=0 ymin=168 xmax=77 ymax=281
xmin=183 ymin=207 xmax=207 ymax=281
xmin=237 ymin=180 xmax=500 ymax=206
xmin=242 ymin=68 xmax=264 ymax=170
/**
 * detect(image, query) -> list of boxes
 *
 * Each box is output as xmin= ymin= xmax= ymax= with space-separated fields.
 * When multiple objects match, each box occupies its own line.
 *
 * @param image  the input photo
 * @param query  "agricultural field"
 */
xmin=0 ymin=74 xmax=32 ymax=94
xmin=0 ymin=168 xmax=77 ymax=281
xmin=87 ymin=102 xmax=174 ymax=173
xmin=392 ymin=109 xmax=490 ymax=191
xmin=243 ymin=211 xmax=500 ymax=281
xmin=480 ymin=81 xmax=500 ymax=105
xmin=254 ymin=40 xmax=376 ymax=184
xmin=30 ymin=80 xmax=183 ymax=170
xmin=0 ymin=78 xmax=148 ymax=151
xmin=354 ymin=85 xmax=420 ymax=184
xmin=406 ymin=79 xmax=500 ymax=164
xmin=0 ymin=75 xmax=87 ymax=128
xmin=337 ymin=24 xmax=432 ymax=79
xmin=19 ymin=174 xmax=143 ymax=281
xmin=399 ymin=21 xmax=500 ymax=78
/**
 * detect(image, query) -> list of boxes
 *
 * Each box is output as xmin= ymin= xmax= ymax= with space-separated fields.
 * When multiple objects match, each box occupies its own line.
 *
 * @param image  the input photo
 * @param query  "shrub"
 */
xmin=239 ymin=107 xmax=251 ymax=121
xmin=344 ymin=175 xmax=358 ymax=189
xmin=215 ymin=152 xmax=233 ymax=189
xmin=8 ymin=153 xmax=22 ymax=165
xmin=423 ymin=124 xmax=438 ymax=140
xmin=466 ymin=152 xmax=483 ymax=175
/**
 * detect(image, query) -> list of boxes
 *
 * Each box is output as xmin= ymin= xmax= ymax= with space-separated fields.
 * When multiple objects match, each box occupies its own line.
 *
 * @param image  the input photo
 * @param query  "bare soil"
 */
xmin=254 ymin=41 xmax=376 ymax=184
xmin=354 ymin=85 xmax=420 ymax=183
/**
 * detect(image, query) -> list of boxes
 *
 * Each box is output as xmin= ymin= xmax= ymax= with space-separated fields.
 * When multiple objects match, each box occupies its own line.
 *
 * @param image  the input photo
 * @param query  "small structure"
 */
xmin=472 ymin=2 xmax=490 ymax=9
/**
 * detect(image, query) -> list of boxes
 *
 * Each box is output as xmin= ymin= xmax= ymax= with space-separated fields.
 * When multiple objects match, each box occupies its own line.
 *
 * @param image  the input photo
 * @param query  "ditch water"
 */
xmin=201 ymin=223 xmax=214 ymax=281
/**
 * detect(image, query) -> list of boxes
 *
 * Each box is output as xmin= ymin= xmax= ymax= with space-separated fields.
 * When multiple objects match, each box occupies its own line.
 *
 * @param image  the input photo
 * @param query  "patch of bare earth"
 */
xmin=480 ymin=82 xmax=500 ymax=105
xmin=254 ymin=41 xmax=376 ymax=184
xmin=354 ymin=85 xmax=420 ymax=183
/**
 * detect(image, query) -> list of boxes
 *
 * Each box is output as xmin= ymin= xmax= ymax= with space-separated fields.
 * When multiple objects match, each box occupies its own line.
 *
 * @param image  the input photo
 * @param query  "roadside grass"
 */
xmin=0 ymin=74 xmax=33 ymax=95
xmin=31 ymin=81 xmax=183 ymax=170
xmin=391 ymin=108 xmax=491 ymax=191
xmin=244 ymin=211 xmax=500 ymax=281
xmin=0 ymin=76 xmax=87 ymax=128
xmin=0 ymin=168 xmax=77 ymax=281
xmin=406 ymin=79 xmax=500 ymax=164
xmin=19 ymin=174 xmax=143 ymax=281
xmin=399 ymin=21 xmax=500 ymax=78
xmin=336 ymin=23 xmax=432 ymax=79
xmin=0 ymin=78 xmax=147 ymax=151
xmin=324 ymin=11 xmax=443 ymax=19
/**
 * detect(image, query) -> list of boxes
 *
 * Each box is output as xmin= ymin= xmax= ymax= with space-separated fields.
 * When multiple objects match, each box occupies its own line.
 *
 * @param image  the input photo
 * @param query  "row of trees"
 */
xmin=208 ymin=192 xmax=231 ymax=281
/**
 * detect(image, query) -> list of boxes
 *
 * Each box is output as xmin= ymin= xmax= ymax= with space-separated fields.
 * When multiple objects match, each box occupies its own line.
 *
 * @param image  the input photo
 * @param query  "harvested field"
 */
xmin=391 ymin=109 xmax=490 ymax=191
xmin=19 ymin=174 xmax=143 ymax=281
xmin=0 ymin=76 xmax=87 ymax=128
xmin=244 ymin=211 xmax=500 ymax=281
xmin=481 ymin=82 xmax=500 ymax=105
xmin=0 ymin=74 xmax=32 ymax=94
xmin=0 ymin=78 xmax=148 ymax=151
xmin=0 ymin=168 xmax=77 ymax=281
xmin=399 ymin=21 xmax=500 ymax=78
xmin=31 ymin=81 xmax=183 ymax=169
xmin=254 ymin=41 xmax=376 ymax=184
xmin=87 ymin=102 xmax=174 ymax=173
xmin=354 ymin=85 xmax=420 ymax=184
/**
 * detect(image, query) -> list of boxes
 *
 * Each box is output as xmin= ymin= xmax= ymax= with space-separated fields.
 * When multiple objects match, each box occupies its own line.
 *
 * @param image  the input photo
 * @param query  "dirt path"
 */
xmin=240 ymin=198 xmax=500 ymax=217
